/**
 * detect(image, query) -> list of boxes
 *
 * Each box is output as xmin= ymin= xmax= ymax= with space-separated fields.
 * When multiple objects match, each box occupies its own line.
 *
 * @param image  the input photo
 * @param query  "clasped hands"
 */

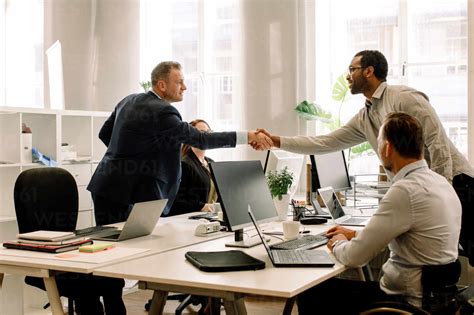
xmin=248 ymin=128 xmax=274 ymax=150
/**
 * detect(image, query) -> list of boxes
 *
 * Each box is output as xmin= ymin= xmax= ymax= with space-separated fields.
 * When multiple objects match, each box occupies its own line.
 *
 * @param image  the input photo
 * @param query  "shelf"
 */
xmin=0 ymin=107 xmax=110 ymax=238
xmin=0 ymin=163 xmax=21 ymax=168
xmin=0 ymin=215 xmax=16 ymax=223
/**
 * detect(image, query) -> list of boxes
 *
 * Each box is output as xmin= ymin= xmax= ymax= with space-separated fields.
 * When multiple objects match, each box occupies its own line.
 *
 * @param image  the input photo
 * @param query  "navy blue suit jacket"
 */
xmin=87 ymin=91 xmax=236 ymax=215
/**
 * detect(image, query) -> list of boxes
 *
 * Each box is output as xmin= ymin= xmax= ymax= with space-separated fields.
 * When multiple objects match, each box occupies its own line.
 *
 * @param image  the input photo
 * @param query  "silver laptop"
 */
xmin=318 ymin=187 xmax=370 ymax=226
xmin=248 ymin=206 xmax=334 ymax=267
xmin=93 ymin=199 xmax=167 ymax=242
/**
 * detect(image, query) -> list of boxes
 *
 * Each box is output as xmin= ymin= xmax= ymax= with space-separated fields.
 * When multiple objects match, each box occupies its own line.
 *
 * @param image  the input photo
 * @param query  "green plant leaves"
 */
xmin=294 ymin=100 xmax=332 ymax=121
xmin=266 ymin=166 xmax=294 ymax=199
xmin=139 ymin=80 xmax=151 ymax=92
xmin=332 ymin=73 xmax=349 ymax=102
xmin=350 ymin=142 xmax=373 ymax=155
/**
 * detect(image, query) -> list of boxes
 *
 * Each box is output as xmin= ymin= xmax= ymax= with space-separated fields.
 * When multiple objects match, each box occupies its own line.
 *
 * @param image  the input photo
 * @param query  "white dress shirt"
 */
xmin=332 ymin=160 xmax=461 ymax=306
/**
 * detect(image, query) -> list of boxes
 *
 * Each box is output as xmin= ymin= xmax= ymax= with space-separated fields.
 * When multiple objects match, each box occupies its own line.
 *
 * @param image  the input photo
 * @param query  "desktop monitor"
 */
xmin=263 ymin=150 xmax=304 ymax=196
xmin=209 ymin=160 xmax=278 ymax=247
xmin=309 ymin=151 xmax=351 ymax=214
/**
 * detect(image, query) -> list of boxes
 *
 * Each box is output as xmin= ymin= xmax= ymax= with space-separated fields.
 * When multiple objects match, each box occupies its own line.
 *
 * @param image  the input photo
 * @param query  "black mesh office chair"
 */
xmin=14 ymin=167 xmax=125 ymax=315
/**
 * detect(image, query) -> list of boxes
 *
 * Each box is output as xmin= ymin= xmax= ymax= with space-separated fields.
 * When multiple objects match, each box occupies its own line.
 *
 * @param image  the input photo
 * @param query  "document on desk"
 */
xmin=0 ymin=246 xmax=150 ymax=264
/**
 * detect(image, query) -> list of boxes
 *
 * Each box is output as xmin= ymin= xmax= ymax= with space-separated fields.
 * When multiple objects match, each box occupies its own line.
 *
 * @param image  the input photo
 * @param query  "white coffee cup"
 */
xmin=212 ymin=202 xmax=222 ymax=214
xmin=282 ymin=221 xmax=301 ymax=240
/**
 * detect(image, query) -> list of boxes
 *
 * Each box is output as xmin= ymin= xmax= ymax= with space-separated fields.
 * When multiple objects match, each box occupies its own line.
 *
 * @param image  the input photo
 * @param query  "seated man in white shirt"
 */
xmin=297 ymin=112 xmax=462 ymax=314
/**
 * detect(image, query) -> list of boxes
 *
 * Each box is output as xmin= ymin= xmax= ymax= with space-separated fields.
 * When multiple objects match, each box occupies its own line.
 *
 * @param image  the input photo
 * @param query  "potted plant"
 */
xmin=267 ymin=166 xmax=294 ymax=221
xmin=139 ymin=80 xmax=151 ymax=92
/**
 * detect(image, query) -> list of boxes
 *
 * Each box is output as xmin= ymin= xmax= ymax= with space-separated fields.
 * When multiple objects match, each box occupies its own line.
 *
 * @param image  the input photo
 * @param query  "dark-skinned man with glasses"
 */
xmin=255 ymin=50 xmax=474 ymax=267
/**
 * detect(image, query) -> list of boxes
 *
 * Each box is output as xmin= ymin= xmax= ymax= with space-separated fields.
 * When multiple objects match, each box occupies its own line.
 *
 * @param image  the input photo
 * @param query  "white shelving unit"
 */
xmin=0 ymin=107 xmax=110 ymax=242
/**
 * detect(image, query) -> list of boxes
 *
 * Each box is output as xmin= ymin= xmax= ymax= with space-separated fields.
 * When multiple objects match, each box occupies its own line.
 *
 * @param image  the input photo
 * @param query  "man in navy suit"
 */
xmin=88 ymin=61 xmax=272 ymax=225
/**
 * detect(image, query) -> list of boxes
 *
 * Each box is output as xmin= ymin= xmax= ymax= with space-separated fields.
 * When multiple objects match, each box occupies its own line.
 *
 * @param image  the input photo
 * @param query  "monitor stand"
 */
xmin=225 ymin=229 xmax=268 ymax=248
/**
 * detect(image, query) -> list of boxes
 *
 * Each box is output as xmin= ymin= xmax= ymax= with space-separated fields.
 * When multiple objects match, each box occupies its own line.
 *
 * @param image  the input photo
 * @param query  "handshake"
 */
xmin=248 ymin=129 xmax=279 ymax=151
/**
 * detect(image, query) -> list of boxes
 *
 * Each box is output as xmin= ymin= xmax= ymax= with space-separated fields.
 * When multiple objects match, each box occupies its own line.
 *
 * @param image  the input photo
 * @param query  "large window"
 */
xmin=1 ymin=0 xmax=44 ymax=107
xmin=315 ymin=0 xmax=468 ymax=174
xmin=140 ymin=0 xmax=241 ymax=160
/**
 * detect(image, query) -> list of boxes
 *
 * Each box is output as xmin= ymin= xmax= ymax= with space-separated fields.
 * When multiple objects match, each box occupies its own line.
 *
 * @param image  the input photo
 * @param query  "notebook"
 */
xmin=93 ymin=199 xmax=167 ymax=242
xmin=248 ymin=206 xmax=334 ymax=267
xmin=318 ymin=187 xmax=370 ymax=226
xmin=17 ymin=230 xmax=76 ymax=242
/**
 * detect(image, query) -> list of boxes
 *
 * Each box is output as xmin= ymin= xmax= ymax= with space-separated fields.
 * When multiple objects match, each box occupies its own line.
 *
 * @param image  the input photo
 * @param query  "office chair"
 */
xmin=360 ymin=259 xmax=462 ymax=315
xmin=145 ymin=294 xmax=210 ymax=315
xmin=359 ymin=301 xmax=429 ymax=315
xmin=14 ymin=167 xmax=79 ymax=314
xmin=14 ymin=167 xmax=125 ymax=315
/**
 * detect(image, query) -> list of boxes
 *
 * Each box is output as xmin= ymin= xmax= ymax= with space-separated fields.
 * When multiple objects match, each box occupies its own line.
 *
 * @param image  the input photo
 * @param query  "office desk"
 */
xmin=94 ymin=231 xmax=346 ymax=315
xmin=0 ymin=212 xmax=229 ymax=315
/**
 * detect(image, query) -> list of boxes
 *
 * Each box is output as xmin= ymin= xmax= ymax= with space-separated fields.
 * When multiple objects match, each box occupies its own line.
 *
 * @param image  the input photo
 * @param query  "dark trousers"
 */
xmin=92 ymin=193 xmax=133 ymax=225
xmin=27 ymin=274 xmax=126 ymax=315
xmin=297 ymin=278 xmax=404 ymax=315
xmin=453 ymin=173 xmax=474 ymax=266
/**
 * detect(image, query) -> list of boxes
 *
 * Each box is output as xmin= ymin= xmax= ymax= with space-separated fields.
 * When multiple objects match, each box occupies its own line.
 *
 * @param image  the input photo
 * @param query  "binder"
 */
xmin=185 ymin=250 xmax=265 ymax=272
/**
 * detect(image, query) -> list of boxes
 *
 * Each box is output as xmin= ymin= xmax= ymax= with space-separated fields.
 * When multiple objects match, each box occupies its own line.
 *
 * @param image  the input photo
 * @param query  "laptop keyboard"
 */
xmin=343 ymin=217 xmax=367 ymax=225
xmin=74 ymin=225 xmax=117 ymax=237
xmin=272 ymin=250 xmax=316 ymax=263
xmin=270 ymin=234 xmax=328 ymax=250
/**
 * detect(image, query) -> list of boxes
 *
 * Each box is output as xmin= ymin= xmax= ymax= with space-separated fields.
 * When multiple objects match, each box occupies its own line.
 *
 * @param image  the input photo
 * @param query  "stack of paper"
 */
xmin=2 ymin=230 xmax=92 ymax=253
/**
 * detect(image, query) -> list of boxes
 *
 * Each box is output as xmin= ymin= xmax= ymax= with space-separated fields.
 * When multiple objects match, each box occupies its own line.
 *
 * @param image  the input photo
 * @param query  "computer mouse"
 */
xmin=300 ymin=217 xmax=328 ymax=225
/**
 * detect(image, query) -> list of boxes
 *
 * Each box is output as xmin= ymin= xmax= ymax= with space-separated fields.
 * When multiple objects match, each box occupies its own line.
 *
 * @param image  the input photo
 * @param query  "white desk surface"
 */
xmin=0 ymin=212 xmax=229 ymax=274
xmin=94 ymin=226 xmax=346 ymax=299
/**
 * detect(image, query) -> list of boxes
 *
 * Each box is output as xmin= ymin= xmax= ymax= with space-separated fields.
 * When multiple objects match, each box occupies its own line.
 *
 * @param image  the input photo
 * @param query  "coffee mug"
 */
xmin=213 ymin=202 xmax=222 ymax=214
xmin=282 ymin=221 xmax=301 ymax=240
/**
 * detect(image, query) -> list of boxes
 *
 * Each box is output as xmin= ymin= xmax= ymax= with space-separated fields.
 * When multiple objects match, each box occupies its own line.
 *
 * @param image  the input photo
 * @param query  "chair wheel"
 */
xmin=144 ymin=298 xmax=152 ymax=311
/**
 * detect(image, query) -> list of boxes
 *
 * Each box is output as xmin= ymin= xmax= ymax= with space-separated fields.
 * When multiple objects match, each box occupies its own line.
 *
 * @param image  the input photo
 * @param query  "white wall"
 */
xmin=44 ymin=0 xmax=140 ymax=111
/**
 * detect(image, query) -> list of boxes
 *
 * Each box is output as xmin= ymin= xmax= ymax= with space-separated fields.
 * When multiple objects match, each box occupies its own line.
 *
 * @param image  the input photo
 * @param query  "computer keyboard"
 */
xmin=270 ymin=234 xmax=328 ymax=250
xmin=74 ymin=225 xmax=117 ymax=237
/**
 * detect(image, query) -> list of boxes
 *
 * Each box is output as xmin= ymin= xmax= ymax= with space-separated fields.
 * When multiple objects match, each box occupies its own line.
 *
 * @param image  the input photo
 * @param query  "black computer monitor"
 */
xmin=309 ymin=151 xmax=351 ymax=214
xmin=209 ymin=160 xmax=278 ymax=248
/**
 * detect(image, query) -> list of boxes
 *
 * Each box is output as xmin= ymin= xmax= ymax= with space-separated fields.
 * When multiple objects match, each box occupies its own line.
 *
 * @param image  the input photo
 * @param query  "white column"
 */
xmin=241 ymin=0 xmax=299 ymax=160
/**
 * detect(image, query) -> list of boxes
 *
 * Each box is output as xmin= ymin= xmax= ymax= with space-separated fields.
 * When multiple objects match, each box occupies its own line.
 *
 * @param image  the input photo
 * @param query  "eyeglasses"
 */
xmin=348 ymin=66 xmax=364 ymax=74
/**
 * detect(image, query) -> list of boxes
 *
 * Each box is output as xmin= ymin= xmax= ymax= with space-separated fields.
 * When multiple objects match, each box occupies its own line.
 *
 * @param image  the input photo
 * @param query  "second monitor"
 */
xmin=310 ymin=151 xmax=352 ymax=215
xmin=210 ymin=160 xmax=278 ymax=248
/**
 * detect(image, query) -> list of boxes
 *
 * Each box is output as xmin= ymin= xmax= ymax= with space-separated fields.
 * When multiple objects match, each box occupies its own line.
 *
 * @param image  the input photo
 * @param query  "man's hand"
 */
xmin=255 ymin=128 xmax=281 ymax=148
xmin=201 ymin=204 xmax=214 ymax=212
xmin=327 ymin=234 xmax=348 ymax=252
xmin=248 ymin=131 xmax=273 ymax=150
xmin=325 ymin=225 xmax=356 ymax=240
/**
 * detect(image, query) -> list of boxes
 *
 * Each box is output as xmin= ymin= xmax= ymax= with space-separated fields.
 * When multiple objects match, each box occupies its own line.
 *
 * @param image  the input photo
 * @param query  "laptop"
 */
xmin=248 ymin=206 xmax=334 ymax=267
xmin=93 ymin=199 xmax=167 ymax=242
xmin=318 ymin=187 xmax=370 ymax=226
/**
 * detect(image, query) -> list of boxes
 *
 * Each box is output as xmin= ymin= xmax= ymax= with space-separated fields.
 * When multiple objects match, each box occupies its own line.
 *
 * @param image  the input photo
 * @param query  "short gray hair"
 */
xmin=151 ymin=61 xmax=182 ymax=85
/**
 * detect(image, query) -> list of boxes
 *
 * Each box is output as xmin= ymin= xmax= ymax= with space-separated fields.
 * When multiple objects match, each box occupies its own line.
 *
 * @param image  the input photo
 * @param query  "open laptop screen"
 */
xmin=318 ymin=187 xmax=345 ymax=220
